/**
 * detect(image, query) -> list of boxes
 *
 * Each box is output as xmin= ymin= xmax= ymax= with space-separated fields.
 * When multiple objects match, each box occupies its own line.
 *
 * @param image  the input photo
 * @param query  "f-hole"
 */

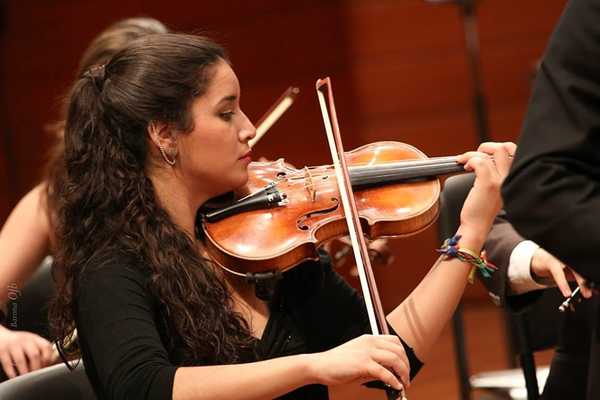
xmin=297 ymin=198 xmax=339 ymax=230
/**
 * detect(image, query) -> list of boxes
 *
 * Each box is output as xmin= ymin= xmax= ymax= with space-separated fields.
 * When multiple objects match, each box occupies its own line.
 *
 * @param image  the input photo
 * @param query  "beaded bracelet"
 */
xmin=437 ymin=234 xmax=498 ymax=284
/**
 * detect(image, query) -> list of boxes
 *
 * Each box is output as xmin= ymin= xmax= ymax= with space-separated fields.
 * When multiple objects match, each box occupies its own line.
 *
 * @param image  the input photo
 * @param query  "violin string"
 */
xmin=273 ymin=161 xmax=462 ymax=196
xmin=278 ymin=156 xmax=460 ymax=181
xmin=278 ymin=158 xmax=460 ymax=186
xmin=272 ymin=152 xmax=504 ymax=184
xmin=272 ymin=151 xmax=504 ymax=187
xmin=276 ymin=162 xmax=461 ymax=193
xmin=262 ymin=152 xmax=514 ymax=198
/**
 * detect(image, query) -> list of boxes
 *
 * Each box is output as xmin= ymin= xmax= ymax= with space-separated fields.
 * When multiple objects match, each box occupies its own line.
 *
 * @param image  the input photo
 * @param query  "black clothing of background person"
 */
xmin=502 ymin=0 xmax=600 ymax=398
xmin=75 ymin=250 xmax=422 ymax=400
xmin=484 ymin=214 xmax=590 ymax=400
xmin=503 ymin=0 xmax=600 ymax=285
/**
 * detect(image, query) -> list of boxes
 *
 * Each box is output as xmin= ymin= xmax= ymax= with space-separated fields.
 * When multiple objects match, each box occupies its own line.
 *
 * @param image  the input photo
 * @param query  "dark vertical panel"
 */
xmin=1 ymin=0 xmax=145 ymax=205
xmin=0 ymin=0 xmax=13 ymax=222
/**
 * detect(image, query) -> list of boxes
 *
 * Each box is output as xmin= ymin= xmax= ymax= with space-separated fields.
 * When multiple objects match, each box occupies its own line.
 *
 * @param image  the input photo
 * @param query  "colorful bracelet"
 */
xmin=437 ymin=234 xmax=498 ymax=284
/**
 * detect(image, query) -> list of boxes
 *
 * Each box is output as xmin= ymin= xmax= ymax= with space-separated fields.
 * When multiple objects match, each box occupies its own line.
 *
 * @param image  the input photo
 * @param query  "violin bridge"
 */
xmin=303 ymin=167 xmax=317 ymax=202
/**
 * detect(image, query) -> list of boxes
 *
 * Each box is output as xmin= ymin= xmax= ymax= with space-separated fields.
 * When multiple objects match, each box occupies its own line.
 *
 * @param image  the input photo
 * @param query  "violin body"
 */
xmin=202 ymin=141 xmax=442 ymax=274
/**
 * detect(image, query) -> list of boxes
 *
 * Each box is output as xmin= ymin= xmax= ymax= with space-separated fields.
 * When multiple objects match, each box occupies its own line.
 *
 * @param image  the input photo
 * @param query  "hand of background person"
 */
xmin=531 ymin=247 xmax=593 ymax=298
xmin=0 ymin=325 xmax=53 ymax=379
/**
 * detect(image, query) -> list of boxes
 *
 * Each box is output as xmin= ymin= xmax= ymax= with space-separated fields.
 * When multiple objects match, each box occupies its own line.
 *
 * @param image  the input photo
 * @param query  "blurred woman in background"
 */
xmin=0 ymin=16 xmax=167 ymax=380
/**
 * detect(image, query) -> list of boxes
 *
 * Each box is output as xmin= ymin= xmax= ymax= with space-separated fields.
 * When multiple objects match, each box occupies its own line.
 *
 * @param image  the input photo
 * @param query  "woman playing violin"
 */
xmin=52 ymin=32 xmax=514 ymax=400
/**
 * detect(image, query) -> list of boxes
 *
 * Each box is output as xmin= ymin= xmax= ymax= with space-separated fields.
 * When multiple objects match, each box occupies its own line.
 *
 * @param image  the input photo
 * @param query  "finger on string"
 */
xmin=477 ymin=142 xmax=510 ymax=155
xmin=503 ymin=141 xmax=517 ymax=156
xmin=476 ymin=142 xmax=516 ymax=156
xmin=455 ymin=151 xmax=481 ymax=165
xmin=464 ymin=156 xmax=496 ymax=184
xmin=477 ymin=142 xmax=513 ymax=176
xmin=457 ymin=151 xmax=495 ymax=171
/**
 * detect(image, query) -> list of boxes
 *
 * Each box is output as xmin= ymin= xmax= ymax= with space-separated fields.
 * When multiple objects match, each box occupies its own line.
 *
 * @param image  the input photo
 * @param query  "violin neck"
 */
xmin=349 ymin=156 xmax=464 ymax=187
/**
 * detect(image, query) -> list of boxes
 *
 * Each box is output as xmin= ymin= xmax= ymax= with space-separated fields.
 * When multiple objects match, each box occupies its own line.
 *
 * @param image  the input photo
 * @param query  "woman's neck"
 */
xmin=149 ymin=167 xmax=208 ymax=240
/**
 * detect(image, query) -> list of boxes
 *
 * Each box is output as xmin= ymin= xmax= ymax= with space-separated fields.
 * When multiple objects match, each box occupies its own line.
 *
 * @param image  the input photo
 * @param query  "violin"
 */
xmin=243 ymin=86 xmax=397 ymax=280
xmin=201 ymin=141 xmax=464 ymax=276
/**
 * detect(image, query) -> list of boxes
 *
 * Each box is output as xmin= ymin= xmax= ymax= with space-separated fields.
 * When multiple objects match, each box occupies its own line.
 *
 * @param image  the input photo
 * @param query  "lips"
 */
xmin=239 ymin=150 xmax=252 ymax=160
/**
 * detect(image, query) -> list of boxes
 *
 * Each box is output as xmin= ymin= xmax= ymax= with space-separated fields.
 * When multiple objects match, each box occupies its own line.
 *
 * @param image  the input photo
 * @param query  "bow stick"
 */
xmin=249 ymin=86 xmax=299 ymax=148
xmin=316 ymin=77 xmax=407 ymax=400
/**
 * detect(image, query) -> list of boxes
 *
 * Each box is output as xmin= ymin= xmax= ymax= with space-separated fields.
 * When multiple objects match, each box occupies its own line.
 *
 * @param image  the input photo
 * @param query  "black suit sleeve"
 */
xmin=483 ymin=211 xmax=543 ymax=311
xmin=76 ymin=258 xmax=177 ymax=400
xmin=502 ymin=0 xmax=600 ymax=283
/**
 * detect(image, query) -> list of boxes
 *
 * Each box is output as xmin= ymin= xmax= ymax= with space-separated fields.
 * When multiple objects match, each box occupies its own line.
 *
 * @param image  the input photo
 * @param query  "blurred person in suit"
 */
xmin=499 ymin=0 xmax=600 ymax=397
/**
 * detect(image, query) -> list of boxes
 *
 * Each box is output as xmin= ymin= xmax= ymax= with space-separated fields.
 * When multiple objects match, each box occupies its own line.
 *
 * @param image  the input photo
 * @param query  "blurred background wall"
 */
xmin=0 ymin=0 xmax=566 ymax=308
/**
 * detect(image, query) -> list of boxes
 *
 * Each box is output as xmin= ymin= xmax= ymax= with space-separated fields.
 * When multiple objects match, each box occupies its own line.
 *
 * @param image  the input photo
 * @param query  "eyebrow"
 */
xmin=218 ymin=95 xmax=237 ymax=105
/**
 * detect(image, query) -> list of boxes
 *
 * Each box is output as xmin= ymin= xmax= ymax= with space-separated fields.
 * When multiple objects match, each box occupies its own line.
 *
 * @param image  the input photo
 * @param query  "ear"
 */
xmin=147 ymin=121 xmax=177 ymax=150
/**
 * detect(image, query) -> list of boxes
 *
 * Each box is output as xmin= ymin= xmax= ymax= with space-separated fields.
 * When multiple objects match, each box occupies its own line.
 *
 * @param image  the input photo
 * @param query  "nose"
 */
xmin=239 ymin=111 xmax=256 ymax=143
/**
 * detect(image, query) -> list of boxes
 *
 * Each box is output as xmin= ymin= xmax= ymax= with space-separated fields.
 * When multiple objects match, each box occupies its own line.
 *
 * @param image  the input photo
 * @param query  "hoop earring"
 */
xmin=158 ymin=145 xmax=177 ymax=166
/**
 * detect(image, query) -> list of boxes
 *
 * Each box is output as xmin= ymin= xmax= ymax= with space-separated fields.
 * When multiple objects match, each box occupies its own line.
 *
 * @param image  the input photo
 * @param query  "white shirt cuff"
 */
xmin=508 ymin=240 xmax=548 ymax=294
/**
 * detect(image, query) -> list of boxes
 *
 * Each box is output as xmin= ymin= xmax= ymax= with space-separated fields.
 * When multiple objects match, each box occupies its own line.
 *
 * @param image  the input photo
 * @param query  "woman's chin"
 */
xmin=217 ymin=174 xmax=248 ymax=197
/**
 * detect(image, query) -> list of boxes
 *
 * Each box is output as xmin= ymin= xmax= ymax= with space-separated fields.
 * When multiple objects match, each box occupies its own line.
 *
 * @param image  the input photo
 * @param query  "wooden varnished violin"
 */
xmin=201 ymin=141 xmax=464 ymax=276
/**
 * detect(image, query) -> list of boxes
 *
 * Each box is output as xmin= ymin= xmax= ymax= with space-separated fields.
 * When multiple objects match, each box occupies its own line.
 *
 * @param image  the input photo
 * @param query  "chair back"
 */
xmin=0 ymin=361 xmax=96 ymax=400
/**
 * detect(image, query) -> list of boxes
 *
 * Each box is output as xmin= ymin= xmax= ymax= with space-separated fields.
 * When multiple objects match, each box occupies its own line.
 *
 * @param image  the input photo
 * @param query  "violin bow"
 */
xmin=315 ymin=77 xmax=406 ymax=400
xmin=249 ymin=86 xmax=300 ymax=149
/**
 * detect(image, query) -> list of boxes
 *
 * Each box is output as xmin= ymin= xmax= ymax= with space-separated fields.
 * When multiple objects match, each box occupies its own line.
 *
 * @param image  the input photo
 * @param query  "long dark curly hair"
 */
xmin=46 ymin=17 xmax=168 ymax=238
xmin=51 ymin=33 xmax=255 ymax=365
